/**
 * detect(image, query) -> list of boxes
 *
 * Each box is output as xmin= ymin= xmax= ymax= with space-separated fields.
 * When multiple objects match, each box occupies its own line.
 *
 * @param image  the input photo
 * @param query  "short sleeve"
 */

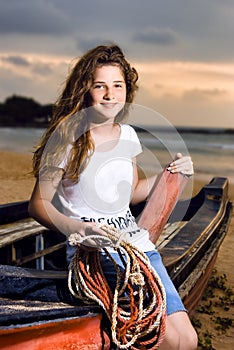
xmin=121 ymin=124 xmax=142 ymax=158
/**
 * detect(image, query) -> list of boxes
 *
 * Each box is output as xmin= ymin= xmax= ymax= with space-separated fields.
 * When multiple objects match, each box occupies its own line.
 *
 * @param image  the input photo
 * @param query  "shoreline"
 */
xmin=1 ymin=149 xmax=233 ymax=203
xmin=1 ymin=150 xmax=233 ymax=288
xmin=1 ymin=150 xmax=234 ymax=349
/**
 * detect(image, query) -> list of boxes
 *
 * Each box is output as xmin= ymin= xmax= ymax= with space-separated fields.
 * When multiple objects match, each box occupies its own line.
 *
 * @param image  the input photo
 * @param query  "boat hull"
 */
xmin=0 ymin=177 xmax=232 ymax=349
xmin=0 ymin=315 xmax=110 ymax=350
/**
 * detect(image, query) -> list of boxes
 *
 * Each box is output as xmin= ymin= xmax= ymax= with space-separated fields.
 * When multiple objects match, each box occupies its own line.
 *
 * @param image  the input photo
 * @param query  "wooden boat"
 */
xmin=0 ymin=176 xmax=232 ymax=350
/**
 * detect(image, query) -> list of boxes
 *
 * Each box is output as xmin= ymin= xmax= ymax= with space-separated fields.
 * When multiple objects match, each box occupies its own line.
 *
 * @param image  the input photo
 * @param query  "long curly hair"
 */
xmin=32 ymin=44 xmax=139 ymax=181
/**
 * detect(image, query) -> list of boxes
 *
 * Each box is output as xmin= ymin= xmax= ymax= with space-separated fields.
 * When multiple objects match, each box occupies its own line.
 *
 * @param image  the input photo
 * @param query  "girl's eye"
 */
xmin=114 ymin=83 xmax=125 ymax=88
xmin=93 ymin=84 xmax=104 ymax=89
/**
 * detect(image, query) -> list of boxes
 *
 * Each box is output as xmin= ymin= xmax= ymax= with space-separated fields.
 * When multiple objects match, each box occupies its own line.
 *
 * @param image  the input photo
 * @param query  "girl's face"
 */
xmin=89 ymin=65 xmax=126 ymax=121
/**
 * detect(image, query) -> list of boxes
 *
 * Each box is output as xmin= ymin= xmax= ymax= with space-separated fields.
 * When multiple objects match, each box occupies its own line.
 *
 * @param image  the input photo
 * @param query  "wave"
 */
xmin=138 ymin=136 xmax=234 ymax=152
xmin=185 ymin=141 xmax=234 ymax=151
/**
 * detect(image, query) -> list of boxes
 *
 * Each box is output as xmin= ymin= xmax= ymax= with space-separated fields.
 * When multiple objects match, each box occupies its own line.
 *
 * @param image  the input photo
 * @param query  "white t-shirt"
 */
xmin=57 ymin=124 xmax=155 ymax=254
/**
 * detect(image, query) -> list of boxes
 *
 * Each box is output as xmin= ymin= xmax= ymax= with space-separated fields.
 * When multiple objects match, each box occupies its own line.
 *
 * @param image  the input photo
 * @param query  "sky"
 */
xmin=0 ymin=0 xmax=233 ymax=128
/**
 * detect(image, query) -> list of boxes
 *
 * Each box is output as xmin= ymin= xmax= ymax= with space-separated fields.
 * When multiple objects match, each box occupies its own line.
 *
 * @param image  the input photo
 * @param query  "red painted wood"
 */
xmin=0 ymin=315 xmax=110 ymax=350
xmin=138 ymin=168 xmax=188 ymax=244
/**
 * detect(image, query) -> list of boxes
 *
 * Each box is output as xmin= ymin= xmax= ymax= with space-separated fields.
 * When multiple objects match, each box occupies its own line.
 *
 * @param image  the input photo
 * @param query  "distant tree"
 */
xmin=37 ymin=104 xmax=53 ymax=123
xmin=3 ymin=95 xmax=41 ymax=124
xmin=0 ymin=95 xmax=53 ymax=126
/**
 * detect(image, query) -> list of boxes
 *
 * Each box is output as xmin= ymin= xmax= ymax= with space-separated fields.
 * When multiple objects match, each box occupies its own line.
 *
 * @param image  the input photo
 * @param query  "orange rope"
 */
xmin=68 ymin=225 xmax=166 ymax=349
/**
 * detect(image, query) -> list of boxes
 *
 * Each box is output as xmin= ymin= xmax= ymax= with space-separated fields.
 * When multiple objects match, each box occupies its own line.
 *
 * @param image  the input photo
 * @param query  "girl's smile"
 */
xmin=89 ymin=65 xmax=126 ymax=120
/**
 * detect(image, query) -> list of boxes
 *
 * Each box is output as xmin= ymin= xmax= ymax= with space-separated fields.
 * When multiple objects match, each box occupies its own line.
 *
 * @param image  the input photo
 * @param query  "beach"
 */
xmin=0 ymin=150 xmax=233 ymax=349
xmin=0 ymin=151 xmax=35 ymax=204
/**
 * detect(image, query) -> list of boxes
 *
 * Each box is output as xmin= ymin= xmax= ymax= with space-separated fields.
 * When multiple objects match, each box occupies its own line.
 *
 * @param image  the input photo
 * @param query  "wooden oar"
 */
xmin=137 ymin=168 xmax=188 ymax=244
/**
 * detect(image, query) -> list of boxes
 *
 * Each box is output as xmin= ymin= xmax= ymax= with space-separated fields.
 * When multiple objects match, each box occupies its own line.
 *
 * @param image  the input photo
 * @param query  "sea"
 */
xmin=0 ymin=126 xmax=233 ymax=188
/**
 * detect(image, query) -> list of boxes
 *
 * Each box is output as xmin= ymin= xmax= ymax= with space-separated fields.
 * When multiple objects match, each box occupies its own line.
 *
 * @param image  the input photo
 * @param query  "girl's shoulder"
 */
xmin=119 ymin=123 xmax=137 ymax=138
xmin=119 ymin=124 xmax=141 ymax=153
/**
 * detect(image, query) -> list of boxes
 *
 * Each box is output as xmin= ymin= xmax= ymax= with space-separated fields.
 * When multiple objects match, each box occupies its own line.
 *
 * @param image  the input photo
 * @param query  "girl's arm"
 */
xmin=29 ymin=170 xmax=78 ymax=236
xmin=131 ymin=153 xmax=193 ymax=206
xmin=28 ymin=169 xmax=106 ymax=247
xmin=130 ymin=161 xmax=157 ymax=206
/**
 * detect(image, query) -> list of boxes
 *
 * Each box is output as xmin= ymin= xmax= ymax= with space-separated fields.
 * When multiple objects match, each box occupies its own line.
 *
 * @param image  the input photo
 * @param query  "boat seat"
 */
xmin=0 ymin=218 xmax=47 ymax=248
xmin=0 ymin=218 xmax=66 ymax=268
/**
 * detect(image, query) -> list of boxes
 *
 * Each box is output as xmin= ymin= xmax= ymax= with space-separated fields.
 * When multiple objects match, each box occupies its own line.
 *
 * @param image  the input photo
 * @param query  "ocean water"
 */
xmin=0 ymin=127 xmax=44 ymax=154
xmin=137 ymin=129 xmax=234 ymax=185
xmin=0 ymin=126 xmax=233 ymax=187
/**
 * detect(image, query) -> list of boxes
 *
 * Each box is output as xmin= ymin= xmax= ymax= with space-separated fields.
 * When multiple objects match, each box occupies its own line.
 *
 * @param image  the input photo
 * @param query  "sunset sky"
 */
xmin=0 ymin=0 xmax=233 ymax=128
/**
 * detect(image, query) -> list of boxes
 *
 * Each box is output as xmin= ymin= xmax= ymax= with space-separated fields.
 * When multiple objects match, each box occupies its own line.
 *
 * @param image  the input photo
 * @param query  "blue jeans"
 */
xmin=99 ymin=250 xmax=186 ymax=316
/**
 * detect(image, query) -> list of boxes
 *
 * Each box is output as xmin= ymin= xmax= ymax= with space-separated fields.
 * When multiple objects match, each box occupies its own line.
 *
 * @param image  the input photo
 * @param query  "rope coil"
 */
xmin=68 ymin=225 xmax=166 ymax=349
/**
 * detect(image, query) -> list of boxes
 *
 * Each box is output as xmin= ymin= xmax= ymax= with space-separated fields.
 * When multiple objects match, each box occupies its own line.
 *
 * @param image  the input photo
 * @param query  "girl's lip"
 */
xmin=101 ymin=103 xmax=117 ymax=108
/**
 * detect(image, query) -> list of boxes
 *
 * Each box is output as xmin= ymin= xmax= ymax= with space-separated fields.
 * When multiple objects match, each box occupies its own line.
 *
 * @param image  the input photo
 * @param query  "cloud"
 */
xmin=135 ymin=84 xmax=234 ymax=128
xmin=0 ymin=0 xmax=233 ymax=61
xmin=133 ymin=27 xmax=179 ymax=46
xmin=182 ymin=88 xmax=228 ymax=101
xmin=32 ymin=63 xmax=53 ymax=76
xmin=77 ymin=38 xmax=115 ymax=53
xmin=1 ymin=55 xmax=30 ymax=67
xmin=0 ymin=0 xmax=71 ymax=35
xmin=0 ymin=53 xmax=70 ymax=103
xmin=0 ymin=69 xmax=34 ymax=101
xmin=0 ymin=53 xmax=56 ymax=77
xmin=0 ymin=0 xmax=233 ymax=128
xmin=0 ymin=65 xmax=60 ymax=104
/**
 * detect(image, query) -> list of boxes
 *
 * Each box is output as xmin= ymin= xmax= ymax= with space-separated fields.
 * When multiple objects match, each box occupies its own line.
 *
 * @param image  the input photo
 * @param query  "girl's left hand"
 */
xmin=167 ymin=153 xmax=194 ymax=176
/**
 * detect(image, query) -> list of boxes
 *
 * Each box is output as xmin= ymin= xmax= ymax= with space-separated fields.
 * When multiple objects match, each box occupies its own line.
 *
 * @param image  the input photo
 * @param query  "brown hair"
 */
xmin=32 ymin=44 xmax=139 ymax=181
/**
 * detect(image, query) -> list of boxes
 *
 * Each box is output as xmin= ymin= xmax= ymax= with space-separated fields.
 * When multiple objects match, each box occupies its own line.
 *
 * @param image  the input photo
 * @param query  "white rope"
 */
xmin=68 ymin=224 xmax=167 ymax=349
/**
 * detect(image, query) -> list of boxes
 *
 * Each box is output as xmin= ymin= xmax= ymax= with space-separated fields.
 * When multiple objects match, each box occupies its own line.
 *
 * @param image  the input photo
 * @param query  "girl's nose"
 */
xmin=103 ymin=88 xmax=114 ymax=100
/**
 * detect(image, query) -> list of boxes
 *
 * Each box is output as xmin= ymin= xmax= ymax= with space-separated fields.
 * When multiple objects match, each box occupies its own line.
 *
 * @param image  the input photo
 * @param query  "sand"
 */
xmin=0 ymin=150 xmax=233 ymax=349
xmin=0 ymin=151 xmax=35 ymax=204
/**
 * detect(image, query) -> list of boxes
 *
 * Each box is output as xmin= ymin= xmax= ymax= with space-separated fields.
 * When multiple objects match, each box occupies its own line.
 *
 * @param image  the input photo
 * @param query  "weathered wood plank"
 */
xmin=0 ymin=219 xmax=48 ymax=248
xmin=156 ymin=221 xmax=187 ymax=248
xmin=161 ymin=196 xmax=229 ymax=267
xmin=0 ymin=264 xmax=67 ymax=279
xmin=0 ymin=218 xmax=41 ymax=235
xmin=14 ymin=242 xmax=66 ymax=266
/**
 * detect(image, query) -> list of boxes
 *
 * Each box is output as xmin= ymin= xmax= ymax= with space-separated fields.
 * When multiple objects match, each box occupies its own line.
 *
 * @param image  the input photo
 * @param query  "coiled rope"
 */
xmin=68 ymin=225 xmax=166 ymax=349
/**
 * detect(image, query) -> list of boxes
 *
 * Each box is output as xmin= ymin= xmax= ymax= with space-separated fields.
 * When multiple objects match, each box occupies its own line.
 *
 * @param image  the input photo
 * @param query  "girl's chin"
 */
xmin=92 ymin=106 xmax=123 ymax=121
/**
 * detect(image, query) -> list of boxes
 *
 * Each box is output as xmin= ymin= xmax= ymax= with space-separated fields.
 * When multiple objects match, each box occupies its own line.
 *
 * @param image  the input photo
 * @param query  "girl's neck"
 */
xmin=90 ymin=123 xmax=121 ymax=151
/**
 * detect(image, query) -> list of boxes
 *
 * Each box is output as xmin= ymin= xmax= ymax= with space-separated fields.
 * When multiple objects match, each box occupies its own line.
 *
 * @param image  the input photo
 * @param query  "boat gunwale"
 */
xmin=0 ymin=177 xmax=232 ymax=329
xmin=161 ymin=177 xmax=230 ymax=267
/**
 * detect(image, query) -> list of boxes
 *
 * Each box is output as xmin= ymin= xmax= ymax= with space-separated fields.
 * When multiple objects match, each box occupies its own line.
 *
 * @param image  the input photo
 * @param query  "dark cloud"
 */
xmin=32 ymin=63 xmax=53 ymax=76
xmin=0 ymin=0 xmax=71 ymax=35
xmin=2 ymin=55 xmax=30 ymax=66
xmin=1 ymin=54 xmax=52 ymax=76
xmin=0 ymin=0 xmax=233 ymax=61
xmin=133 ymin=28 xmax=178 ymax=46
xmin=76 ymin=38 xmax=115 ymax=53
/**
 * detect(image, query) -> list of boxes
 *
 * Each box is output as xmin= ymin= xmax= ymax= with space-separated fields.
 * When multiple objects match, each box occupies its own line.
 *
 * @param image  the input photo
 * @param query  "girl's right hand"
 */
xmin=69 ymin=222 xmax=109 ymax=250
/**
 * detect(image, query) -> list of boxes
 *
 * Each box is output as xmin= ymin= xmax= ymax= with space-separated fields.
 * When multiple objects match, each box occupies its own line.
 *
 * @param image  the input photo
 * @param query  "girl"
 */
xmin=29 ymin=44 xmax=197 ymax=349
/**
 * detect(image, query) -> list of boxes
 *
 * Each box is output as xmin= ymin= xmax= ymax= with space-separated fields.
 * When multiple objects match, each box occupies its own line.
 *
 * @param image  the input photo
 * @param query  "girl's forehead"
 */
xmin=93 ymin=64 xmax=125 ymax=80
